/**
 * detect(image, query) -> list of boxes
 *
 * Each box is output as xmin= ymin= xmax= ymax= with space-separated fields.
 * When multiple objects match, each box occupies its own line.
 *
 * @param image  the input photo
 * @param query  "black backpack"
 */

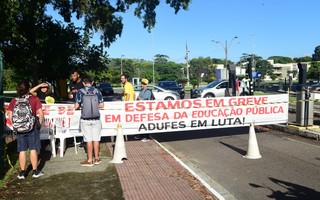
xmin=148 ymin=89 xmax=155 ymax=100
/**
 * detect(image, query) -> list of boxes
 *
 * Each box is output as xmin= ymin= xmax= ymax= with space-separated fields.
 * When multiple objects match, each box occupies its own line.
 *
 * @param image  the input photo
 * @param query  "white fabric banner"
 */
xmin=5 ymin=94 xmax=288 ymax=136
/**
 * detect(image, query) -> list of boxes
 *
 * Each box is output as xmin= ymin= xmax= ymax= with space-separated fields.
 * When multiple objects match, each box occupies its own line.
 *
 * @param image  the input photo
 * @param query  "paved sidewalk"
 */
xmin=108 ymin=139 xmax=216 ymax=200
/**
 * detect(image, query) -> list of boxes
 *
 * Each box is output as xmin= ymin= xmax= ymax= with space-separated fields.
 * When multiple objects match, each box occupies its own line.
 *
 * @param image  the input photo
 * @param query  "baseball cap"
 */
xmin=141 ymin=78 xmax=149 ymax=85
xmin=70 ymin=86 xmax=76 ymax=90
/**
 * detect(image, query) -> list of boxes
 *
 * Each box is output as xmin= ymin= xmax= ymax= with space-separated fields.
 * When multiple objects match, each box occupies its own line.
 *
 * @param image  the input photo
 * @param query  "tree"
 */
xmin=255 ymin=60 xmax=274 ymax=79
xmin=267 ymin=56 xmax=293 ymax=64
xmin=312 ymin=45 xmax=320 ymax=61
xmin=293 ymin=56 xmax=312 ymax=63
xmin=154 ymin=54 xmax=169 ymax=64
xmin=190 ymin=57 xmax=214 ymax=86
xmin=0 ymin=0 xmax=191 ymax=84
xmin=307 ymin=61 xmax=320 ymax=79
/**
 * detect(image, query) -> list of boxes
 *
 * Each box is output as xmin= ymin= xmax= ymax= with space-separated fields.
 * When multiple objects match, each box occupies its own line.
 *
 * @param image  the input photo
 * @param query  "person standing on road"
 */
xmin=74 ymin=78 xmax=104 ymax=167
xmin=7 ymin=81 xmax=44 ymax=179
xmin=68 ymin=70 xmax=84 ymax=102
xmin=120 ymin=74 xmax=135 ymax=101
xmin=135 ymin=78 xmax=153 ymax=142
xmin=235 ymin=76 xmax=240 ymax=96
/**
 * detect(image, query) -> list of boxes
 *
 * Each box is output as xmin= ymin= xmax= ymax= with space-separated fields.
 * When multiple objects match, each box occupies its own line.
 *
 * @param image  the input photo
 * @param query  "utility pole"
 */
xmin=0 ymin=50 xmax=4 ymax=171
xmin=120 ymin=54 xmax=124 ymax=75
xmin=185 ymin=41 xmax=190 ymax=87
xmin=212 ymin=36 xmax=238 ymax=79
xmin=152 ymin=58 xmax=155 ymax=84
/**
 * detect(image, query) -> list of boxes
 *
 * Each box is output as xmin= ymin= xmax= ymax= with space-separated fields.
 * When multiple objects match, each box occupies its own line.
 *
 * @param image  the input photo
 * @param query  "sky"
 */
xmin=48 ymin=0 xmax=320 ymax=63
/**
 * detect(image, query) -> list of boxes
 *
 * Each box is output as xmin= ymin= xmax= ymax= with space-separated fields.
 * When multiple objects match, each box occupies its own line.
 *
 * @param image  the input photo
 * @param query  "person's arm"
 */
xmin=97 ymin=91 xmax=104 ymax=109
xmin=8 ymin=110 xmax=12 ymax=124
xmin=30 ymin=83 xmax=48 ymax=96
xmin=37 ymin=108 xmax=44 ymax=126
xmin=74 ymin=102 xmax=80 ymax=110
xmin=126 ymin=93 xmax=130 ymax=101
xmin=74 ymin=90 xmax=81 ymax=110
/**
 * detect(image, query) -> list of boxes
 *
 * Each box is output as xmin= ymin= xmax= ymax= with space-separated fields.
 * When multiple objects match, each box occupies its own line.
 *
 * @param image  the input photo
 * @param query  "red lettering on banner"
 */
xmin=174 ymin=111 xmax=188 ymax=119
xmin=192 ymin=108 xmax=243 ymax=118
xmin=126 ymin=99 xmax=203 ymax=112
xmin=125 ymin=112 xmax=169 ymax=122
xmin=246 ymin=106 xmax=283 ymax=115
xmin=205 ymin=99 xmax=225 ymax=107
xmin=229 ymin=96 xmax=268 ymax=106
xmin=125 ymin=103 xmax=134 ymax=112
xmin=105 ymin=114 xmax=121 ymax=123
xmin=43 ymin=106 xmax=50 ymax=115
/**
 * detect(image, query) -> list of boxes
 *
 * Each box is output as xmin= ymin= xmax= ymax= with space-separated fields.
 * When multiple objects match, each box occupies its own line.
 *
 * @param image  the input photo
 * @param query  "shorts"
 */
xmin=16 ymin=129 xmax=41 ymax=152
xmin=81 ymin=119 xmax=102 ymax=142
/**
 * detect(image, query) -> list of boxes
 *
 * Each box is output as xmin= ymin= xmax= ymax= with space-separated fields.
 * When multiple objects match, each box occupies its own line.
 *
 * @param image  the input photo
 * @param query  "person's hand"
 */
xmin=39 ymin=83 xmax=48 ymax=88
xmin=68 ymin=92 xmax=73 ymax=100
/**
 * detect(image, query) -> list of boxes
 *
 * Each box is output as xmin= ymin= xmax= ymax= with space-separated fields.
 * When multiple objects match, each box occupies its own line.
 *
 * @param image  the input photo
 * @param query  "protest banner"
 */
xmin=4 ymin=94 xmax=288 ymax=136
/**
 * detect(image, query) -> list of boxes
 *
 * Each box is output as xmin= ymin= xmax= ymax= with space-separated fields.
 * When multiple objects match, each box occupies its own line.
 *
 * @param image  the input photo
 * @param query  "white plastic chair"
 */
xmin=40 ymin=116 xmax=56 ymax=157
xmin=53 ymin=116 xmax=82 ymax=157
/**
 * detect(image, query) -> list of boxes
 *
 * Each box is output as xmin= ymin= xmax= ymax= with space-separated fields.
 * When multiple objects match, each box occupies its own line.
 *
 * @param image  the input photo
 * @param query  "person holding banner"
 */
xmin=135 ymin=78 xmax=152 ymax=142
xmin=120 ymin=74 xmax=135 ymax=101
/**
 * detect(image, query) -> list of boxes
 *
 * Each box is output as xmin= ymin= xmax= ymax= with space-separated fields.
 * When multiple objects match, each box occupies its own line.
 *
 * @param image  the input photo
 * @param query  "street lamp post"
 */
xmin=212 ymin=36 xmax=238 ymax=79
xmin=120 ymin=54 xmax=124 ymax=75
xmin=137 ymin=68 xmax=140 ymax=79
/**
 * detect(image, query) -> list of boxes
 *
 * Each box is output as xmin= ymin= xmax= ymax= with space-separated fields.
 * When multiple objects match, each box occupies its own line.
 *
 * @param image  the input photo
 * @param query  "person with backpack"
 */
xmin=7 ymin=80 xmax=44 ymax=179
xmin=74 ymin=77 xmax=104 ymax=167
xmin=135 ymin=78 xmax=154 ymax=142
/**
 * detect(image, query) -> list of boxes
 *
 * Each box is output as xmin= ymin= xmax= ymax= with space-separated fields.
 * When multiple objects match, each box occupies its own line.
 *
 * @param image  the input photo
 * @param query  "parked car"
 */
xmin=311 ymin=82 xmax=320 ymax=91
xmin=133 ymin=84 xmax=180 ymax=100
xmin=97 ymin=83 xmax=114 ymax=95
xmin=191 ymin=80 xmax=249 ymax=98
xmin=158 ymin=80 xmax=185 ymax=99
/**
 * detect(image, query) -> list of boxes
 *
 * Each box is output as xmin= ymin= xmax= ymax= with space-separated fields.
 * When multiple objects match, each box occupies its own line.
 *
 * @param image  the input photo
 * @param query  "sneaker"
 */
xmin=134 ymin=136 xmax=141 ymax=140
xmin=80 ymin=160 xmax=94 ymax=167
xmin=94 ymin=158 xmax=102 ymax=165
xmin=141 ymin=138 xmax=150 ymax=142
xmin=32 ymin=169 xmax=44 ymax=178
xmin=17 ymin=171 xmax=25 ymax=180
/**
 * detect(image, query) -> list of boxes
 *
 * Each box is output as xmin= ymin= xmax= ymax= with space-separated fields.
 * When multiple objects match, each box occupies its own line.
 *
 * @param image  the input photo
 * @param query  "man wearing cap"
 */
xmin=136 ymin=78 xmax=152 ymax=142
xmin=137 ymin=78 xmax=152 ymax=101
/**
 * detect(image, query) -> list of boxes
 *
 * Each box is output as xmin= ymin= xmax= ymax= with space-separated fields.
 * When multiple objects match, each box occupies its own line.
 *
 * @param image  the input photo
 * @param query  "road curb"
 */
xmin=263 ymin=124 xmax=320 ymax=140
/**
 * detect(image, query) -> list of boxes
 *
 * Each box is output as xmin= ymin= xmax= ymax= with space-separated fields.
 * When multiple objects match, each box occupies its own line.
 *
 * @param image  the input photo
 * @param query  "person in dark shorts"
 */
xmin=7 ymin=81 xmax=44 ymax=179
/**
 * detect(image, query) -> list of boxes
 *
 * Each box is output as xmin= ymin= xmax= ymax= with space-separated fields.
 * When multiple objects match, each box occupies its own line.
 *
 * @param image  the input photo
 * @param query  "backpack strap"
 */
xmin=80 ymin=88 xmax=86 ymax=94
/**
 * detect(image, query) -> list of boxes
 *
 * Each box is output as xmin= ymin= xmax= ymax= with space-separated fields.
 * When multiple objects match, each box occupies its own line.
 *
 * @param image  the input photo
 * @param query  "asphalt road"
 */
xmin=152 ymin=127 xmax=320 ymax=200
xmin=106 ymin=89 xmax=320 ymax=199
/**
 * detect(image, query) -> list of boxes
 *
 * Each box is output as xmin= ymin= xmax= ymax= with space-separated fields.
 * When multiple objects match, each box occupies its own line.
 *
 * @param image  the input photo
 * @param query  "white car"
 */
xmin=191 ymin=80 xmax=249 ymax=98
xmin=133 ymin=84 xmax=181 ymax=100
